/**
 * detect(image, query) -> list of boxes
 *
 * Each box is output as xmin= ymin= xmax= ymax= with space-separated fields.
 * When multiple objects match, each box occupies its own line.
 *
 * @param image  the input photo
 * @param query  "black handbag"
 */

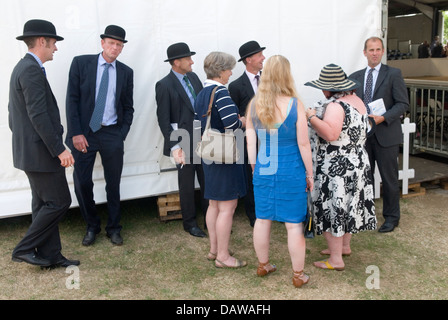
xmin=304 ymin=193 xmax=315 ymax=239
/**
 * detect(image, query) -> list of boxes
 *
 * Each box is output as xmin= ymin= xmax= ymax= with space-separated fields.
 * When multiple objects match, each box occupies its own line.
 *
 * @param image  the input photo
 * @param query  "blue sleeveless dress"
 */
xmin=252 ymin=98 xmax=307 ymax=223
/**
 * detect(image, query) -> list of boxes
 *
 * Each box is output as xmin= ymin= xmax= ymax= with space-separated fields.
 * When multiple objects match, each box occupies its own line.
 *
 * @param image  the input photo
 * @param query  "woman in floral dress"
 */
xmin=305 ymin=64 xmax=376 ymax=271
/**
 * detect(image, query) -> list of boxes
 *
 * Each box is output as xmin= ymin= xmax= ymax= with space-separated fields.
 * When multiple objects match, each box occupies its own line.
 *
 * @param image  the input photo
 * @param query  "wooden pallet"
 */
xmin=440 ymin=178 xmax=448 ymax=190
xmin=157 ymin=193 xmax=182 ymax=222
xmin=401 ymin=182 xmax=426 ymax=198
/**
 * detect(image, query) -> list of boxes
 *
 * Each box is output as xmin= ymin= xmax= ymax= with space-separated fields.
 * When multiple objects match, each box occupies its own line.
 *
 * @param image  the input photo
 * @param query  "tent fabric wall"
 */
xmin=0 ymin=0 xmax=382 ymax=218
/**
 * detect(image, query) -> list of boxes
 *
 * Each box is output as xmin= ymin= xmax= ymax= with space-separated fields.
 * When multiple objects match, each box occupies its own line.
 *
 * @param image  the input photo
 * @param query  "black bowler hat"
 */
xmin=100 ymin=25 xmax=128 ymax=43
xmin=238 ymin=40 xmax=265 ymax=62
xmin=164 ymin=42 xmax=196 ymax=62
xmin=16 ymin=19 xmax=64 ymax=41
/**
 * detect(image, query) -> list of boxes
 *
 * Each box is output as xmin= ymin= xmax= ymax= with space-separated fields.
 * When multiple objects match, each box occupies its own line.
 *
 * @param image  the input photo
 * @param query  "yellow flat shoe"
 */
xmin=313 ymin=260 xmax=344 ymax=271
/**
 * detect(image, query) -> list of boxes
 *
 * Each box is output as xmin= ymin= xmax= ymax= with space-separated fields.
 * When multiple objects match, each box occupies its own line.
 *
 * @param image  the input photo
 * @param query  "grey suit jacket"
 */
xmin=8 ymin=54 xmax=65 ymax=172
xmin=349 ymin=64 xmax=409 ymax=147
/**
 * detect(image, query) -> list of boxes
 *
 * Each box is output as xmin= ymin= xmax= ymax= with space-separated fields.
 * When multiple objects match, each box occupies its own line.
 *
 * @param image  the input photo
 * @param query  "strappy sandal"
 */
xmin=313 ymin=260 xmax=345 ymax=271
xmin=207 ymin=249 xmax=234 ymax=261
xmin=215 ymin=258 xmax=247 ymax=269
xmin=257 ymin=261 xmax=277 ymax=277
xmin=292 ymin=270 xmax=309 ymax=288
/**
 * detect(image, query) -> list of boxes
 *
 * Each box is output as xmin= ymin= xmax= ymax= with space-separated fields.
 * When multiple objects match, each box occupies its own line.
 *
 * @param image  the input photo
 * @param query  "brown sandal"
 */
xmin=292 ymin=270 xmax=309 ymax=288
xmin=257 ymin=261 xmax=277 ymax=277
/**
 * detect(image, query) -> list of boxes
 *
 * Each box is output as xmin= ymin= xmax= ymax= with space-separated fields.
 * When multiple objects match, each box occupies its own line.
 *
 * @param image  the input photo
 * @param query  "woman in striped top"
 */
xmin=194 ymin=52 xmax=247 ymax=269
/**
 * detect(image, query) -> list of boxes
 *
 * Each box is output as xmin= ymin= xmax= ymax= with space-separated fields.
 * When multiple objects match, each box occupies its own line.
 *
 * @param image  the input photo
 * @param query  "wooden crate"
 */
xmin=440 ymin=178 xmax=448 ymax=190
xmin=401 ymin=183 xmax=426 ymax=198
xmin=157 ymin=193 xmax=182 ymax=222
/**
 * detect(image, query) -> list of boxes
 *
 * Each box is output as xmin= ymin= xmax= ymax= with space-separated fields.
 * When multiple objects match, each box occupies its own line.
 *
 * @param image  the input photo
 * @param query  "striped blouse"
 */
xmin=194 ymin=80 xmax=242 ymax=133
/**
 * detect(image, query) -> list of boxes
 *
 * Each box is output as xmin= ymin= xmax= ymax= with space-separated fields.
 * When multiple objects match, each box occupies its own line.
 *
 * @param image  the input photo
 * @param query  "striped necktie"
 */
xmin=183 ymin=75 xmax=196 ymax=99
xmin=89 ymin=63 xmax=111 ymax=132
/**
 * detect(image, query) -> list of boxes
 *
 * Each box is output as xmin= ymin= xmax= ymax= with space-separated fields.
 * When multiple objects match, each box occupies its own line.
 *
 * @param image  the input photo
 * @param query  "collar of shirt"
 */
xmin=172 ymin=69 xmax=195 ymax=105
xmin=98 ymin=53 xmax=116 ymax=69
xmin=26 ymin=52 xmax=44 ymax=69
xmin=364 ymin=63 xmax=382 ymax=92
xmin=204 ymin=79 xmax=222 ymax=87
xmin=172 ymin=69 xmax=186 ymax=82
xmin=245 ymin=70 xmax=260 ymax=93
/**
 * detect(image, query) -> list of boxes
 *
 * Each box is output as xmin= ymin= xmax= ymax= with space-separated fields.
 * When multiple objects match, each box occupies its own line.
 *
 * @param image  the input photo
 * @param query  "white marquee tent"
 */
xmin=0 ymin=0 xmax=384 ymax=218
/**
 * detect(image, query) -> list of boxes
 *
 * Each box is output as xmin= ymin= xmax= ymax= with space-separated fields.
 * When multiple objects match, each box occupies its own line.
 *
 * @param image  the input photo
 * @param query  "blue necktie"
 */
xmin=90 ymin=63 xmax=111 ymax=132
xmin=363 ymin=68 xmax=374 ymax=114
xmin=41 ymin=67 xmax=46 ymax=77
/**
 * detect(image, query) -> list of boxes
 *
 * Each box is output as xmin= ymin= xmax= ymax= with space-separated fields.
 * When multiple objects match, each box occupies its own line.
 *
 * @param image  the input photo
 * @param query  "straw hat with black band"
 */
xmin=304 ymin=64 xmax=360 ymax=92
xmin=304 ymin=64 xmax=362 ymax=125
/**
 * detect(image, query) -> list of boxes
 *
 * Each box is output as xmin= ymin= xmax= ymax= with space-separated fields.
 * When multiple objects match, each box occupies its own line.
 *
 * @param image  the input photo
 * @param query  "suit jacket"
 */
xmin=155 ymin=70 xmax=203 ymax=157
xmin=8 ymin=54 xmax=65 ymax=172
xmin=65 ymin=54 xmax=134 ymax=147
xmin=228 ymin=72 xmax=254 ymax=117
xmin=349 ymin=64 xmax=409 ymax=147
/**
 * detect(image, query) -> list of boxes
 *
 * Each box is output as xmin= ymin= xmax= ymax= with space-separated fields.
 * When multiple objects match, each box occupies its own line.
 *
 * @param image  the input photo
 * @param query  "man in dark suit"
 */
xmin=228 ymin=41 xmax=266 ymax=227
xmin=9 ymin=19 xmax=79 ymax=268
xmin=350 ymin=36 xmax=409 ymax=233
xmin=66 ymin=25 xmax=134 ymax=246
xmin=155 ymin=42 xmax=208 ymax=237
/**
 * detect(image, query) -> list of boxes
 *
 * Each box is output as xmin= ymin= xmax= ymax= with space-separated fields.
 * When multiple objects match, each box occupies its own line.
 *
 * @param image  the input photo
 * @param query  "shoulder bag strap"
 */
xmin=203 ymin=85 xmax=219 ymax=131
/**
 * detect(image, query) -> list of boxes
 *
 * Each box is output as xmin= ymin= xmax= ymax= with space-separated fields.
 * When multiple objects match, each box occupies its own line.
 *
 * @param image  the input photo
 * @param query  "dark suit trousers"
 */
xmin=243 ymin=138 xmax=255 ymax=226
xmin=366 ymin=134 xmax=400 ymax=224
xmin=13 ymin=168 xmax=71 ymax=262
xmin=73 ymin=125 xmax=124 ymax=234
xmin=178 ymin=162 xmax=208 ymax=230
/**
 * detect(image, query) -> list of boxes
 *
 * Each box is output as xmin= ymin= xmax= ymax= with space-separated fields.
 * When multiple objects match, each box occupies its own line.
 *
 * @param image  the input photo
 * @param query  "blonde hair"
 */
xmin=251 ymin=55 xmax=298 ymax=129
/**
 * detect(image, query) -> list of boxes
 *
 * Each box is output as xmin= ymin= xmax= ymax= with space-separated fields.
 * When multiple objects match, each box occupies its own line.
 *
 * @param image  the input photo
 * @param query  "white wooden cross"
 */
xmin=374 ymin=117 xmax=416 ymax=198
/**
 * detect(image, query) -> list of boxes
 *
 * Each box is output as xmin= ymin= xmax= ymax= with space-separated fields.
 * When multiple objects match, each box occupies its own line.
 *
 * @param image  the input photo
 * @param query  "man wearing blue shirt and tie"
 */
xmin=66 ymin=25 xmax=134 ymax=246
xmin=155 ymin=42 xmax=208 ymax=238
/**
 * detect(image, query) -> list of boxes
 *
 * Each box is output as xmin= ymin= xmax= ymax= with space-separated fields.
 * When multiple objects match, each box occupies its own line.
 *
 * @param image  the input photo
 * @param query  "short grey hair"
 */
xmin=204 ymin=52 xmax=236 ymax=79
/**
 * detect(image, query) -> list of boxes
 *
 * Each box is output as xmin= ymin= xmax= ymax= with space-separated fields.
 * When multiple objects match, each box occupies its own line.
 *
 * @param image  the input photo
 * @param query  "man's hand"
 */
xmin=172 ymin=148 xmax=185 ymax=165
xmin=72 ymin=134 xmax=89 ymax=153
xmin=58 ymin=150 xmax=75 ymax=168
xmin=369 ymin=114 xmax=385 ymax=125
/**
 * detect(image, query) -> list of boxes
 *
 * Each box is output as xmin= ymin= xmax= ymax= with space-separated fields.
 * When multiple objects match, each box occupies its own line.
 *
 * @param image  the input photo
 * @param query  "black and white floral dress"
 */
xmin=309 ymin=95 xmax=376 ymax=237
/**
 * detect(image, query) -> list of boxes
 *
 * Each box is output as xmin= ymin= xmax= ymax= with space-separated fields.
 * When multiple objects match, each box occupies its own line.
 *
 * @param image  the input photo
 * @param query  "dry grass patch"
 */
xmin=0 ymin=189 xmax=447 ymax=300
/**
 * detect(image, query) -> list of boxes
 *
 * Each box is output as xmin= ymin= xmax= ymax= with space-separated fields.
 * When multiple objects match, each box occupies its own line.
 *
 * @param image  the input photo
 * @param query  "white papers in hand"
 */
xmin=368 ymin=98 xmax=386 ymax=116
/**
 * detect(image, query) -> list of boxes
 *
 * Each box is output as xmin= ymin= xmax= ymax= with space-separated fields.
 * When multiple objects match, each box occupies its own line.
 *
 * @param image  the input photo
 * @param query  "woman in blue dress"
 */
xmin=246 ymin=55 xmax=314 ymax=287
xmin=195 ymin=52 xmax=247 ymax=269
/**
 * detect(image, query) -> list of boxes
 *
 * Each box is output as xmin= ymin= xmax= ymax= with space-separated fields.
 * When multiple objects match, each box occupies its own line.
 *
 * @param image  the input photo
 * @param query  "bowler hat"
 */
xmin=238 ymin=41 xmax=265 ymax=62
xmin=100 ymin=25 xmax=128 ymax=43
xmin=16 ymin=19 xmax=64 ymax=41
xmin=164 ymin=42 xmax=196 ymax=62
xmin=305 ymin=64 xmax=361 ymax=92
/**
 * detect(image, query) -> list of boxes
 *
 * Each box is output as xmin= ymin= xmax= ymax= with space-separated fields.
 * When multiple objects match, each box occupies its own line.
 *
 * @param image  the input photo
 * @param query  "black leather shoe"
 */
xmin=187 ymin=226 xmax=207 ymax=238
xmin=12 ymin=252 xmax=51 ymax=267
xmin=41 ymin=256 xmax=81 ymax=270
xmin=82 ymin=231 xmax=97 ymax=246
xmin=107 ymin=232 xmax=123 ymax=245
xmin=379 ymin=221 xmax=399 ymax=233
